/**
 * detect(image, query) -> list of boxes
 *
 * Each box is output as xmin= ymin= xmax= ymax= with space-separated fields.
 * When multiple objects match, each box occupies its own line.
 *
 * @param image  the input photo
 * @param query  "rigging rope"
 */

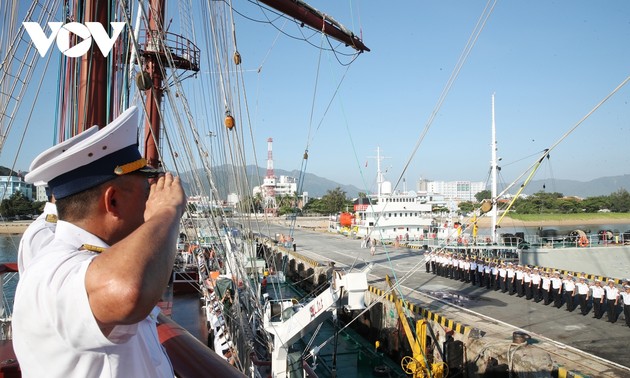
xmin=496 ymin=74 xmax=630 ymax=201
xmin=392 ymin=0 xmax=498 ymax=193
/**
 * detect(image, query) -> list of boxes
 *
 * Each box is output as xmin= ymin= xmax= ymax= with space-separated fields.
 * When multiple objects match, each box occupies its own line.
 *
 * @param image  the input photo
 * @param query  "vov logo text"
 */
xmin=23 ymin=22 xmax=125 ymax=58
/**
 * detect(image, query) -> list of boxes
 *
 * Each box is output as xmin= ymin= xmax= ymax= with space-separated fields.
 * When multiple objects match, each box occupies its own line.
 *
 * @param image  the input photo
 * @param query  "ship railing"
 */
xmin=138 ymin=30 xmax=201 ymax=72
xmin=0 ymin=264 xmax=17 ymax=341
xmin=512 ymin=231 xmax=629 ymax=249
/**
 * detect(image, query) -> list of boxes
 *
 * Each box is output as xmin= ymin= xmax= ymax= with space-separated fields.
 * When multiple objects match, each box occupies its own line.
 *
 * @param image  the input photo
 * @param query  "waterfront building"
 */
xmin=419 ymin=179 xmax=485 ymax=203
xmin=0 ymin=175 xmax=33 ymax=201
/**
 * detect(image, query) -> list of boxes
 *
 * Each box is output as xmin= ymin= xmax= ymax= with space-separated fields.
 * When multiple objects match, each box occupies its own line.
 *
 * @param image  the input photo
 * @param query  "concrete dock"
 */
xmin=260 ymin=221 xmax=630 ymax=377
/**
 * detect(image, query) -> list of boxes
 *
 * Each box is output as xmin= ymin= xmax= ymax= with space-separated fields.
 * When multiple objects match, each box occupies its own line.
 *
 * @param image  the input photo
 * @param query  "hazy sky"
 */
xmin=3 ymin=1 xmax=629 ymax=197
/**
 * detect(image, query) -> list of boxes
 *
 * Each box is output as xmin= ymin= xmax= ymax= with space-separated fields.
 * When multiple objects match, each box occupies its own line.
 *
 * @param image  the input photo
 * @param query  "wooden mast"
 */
xmin=77 ymin=0 xmax=109 ymax=132
xmin=143 ymin=0 xmax=166 ymax=169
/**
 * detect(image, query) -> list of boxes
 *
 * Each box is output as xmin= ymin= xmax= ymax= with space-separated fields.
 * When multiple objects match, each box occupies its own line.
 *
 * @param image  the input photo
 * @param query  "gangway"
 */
xmin=263 ymin=264 xmax=372 ymax=378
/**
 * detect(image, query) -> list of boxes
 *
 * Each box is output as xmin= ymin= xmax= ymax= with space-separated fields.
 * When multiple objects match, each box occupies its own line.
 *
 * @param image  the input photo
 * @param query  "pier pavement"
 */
xmin=262 ymin=222 xmax=630 ymax=377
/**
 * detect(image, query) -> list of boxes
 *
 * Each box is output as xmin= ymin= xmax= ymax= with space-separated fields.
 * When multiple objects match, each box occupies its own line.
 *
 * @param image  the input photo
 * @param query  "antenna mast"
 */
xmin=491 ymin=94 xmax=498 ymax=243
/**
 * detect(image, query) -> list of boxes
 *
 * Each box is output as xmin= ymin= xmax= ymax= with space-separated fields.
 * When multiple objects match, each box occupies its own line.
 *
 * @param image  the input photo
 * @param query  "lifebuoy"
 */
xmin=578 ymin=236 xmax=589 ymax=247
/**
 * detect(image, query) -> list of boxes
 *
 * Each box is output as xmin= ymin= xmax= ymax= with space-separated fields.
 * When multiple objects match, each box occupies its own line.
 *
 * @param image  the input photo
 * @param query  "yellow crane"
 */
xmin=385 ymin=275 xmax=447 ymax=378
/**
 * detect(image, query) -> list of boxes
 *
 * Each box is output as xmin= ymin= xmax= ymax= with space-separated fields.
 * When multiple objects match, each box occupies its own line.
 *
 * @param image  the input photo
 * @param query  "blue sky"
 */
xmin=235 ymin=1 xmax=630 ymax=195
xmin=3 ymin=1 xmax=630 ymax=197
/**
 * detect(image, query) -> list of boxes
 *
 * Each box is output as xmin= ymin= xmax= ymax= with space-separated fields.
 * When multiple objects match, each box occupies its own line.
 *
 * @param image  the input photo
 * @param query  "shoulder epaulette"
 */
xmin=45 ymin=214 xmax=58 ymax=223
xmin=80 ymin=244 xmax=106 ymax=254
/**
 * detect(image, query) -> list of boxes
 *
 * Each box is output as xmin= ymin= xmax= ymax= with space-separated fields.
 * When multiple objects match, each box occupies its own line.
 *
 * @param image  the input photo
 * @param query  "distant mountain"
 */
xmin=181 ymin=165 xmax=362 ymax=199
xmin=178 ymin=166 xmax=630 ymax=200
xmin=519 ymin=174 xmax=630 ymax=198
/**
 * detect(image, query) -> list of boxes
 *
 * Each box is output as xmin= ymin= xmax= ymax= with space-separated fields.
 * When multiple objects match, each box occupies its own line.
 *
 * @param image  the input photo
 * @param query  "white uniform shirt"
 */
xmin=551 ymin=277 xmax=562 ymax=290
xmin=620 ymin=290 xmax=630 ymax=305
xmin=507 ymin=268 xmax=515 ymax=279
xmin=590 ymin=285 xmax=605 ymax=299
xmin=563 ymin=279 xmax=576 ymax=293
xmin=17 ymin=202 xmax=57 ymax=274
xmin=13 ymin=221 xmax=173 ymax=378
xmin=575 ymin=282 xmax=590 ymax=295
xmin=604 ymin=285 xmax=620 ymax=301
xmin=542 ymin=277 xmax=551 ymax=290
xmin=531 ymin=273 xmax=541 ymax=285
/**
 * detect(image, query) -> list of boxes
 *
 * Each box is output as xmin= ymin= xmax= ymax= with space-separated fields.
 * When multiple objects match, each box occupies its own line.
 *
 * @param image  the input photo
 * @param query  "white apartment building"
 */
xmin=253 ymin=175 xmax=298 ymax=198
xmin=419 ymin=179 xmax=485 ymax=203
xmin=0 ymin=175 xmax=33 ymax=201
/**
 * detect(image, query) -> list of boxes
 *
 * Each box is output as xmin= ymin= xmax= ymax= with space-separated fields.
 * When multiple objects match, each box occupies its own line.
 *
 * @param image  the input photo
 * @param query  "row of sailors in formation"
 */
xmin=423 ymin=251 xmax=630 ymax=327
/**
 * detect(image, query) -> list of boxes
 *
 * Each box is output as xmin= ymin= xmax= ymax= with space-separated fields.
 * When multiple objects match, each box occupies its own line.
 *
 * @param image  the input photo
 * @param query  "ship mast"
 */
xmin=143 ymin=0 xmax=166 ymax=169
xmin=490 ymin=94 xmax=498 ymax=243
xmin=76 ymin=0 xmax=109 ymax=132
xmin=376 ymin=146 xmax=383 ymax=199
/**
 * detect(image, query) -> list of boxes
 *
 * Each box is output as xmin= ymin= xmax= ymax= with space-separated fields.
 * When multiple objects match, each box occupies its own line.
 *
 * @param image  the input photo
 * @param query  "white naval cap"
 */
xmin=28 ymin=125 xmax=99 ymax=187
xmin=25 ymin=106 xmax=158 ymax=199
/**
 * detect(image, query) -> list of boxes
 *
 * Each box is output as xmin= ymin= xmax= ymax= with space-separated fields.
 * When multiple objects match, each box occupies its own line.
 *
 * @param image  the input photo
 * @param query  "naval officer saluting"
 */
xmin=13 ymin=106 xmax=186 ymax=377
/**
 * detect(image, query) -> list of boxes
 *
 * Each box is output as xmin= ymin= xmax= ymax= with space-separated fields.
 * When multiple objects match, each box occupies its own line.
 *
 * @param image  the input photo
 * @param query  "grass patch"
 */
xmin=507 ymin=213 xmax=630 ymax=222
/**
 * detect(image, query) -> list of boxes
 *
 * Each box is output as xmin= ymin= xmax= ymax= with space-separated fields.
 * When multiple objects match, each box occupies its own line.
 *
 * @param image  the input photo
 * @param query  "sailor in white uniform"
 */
xmin=575 ymin=276 xmax=591 ymax=315
xmin=13 ymin=107 xmax=185 ymax=377
xmin=604 ymin=279 xmax=620 ymax=323
xmin=620 ymin=285 xmax=630 ymax=328
xmin=17 ymin=126 xmax=98 ymax=275
xmin=590 ymin=280 xmax=605 ymax=319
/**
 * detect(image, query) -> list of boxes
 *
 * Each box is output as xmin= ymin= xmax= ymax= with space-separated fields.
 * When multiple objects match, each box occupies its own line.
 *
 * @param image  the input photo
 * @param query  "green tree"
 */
xmin=0 ymin=191 xmax=33 ymax=218
xmin=303 ymin=198 xmax=326 ymax=214
xmin=581 ymin=196 xmax=609 ymax=213
xmin=513 ymin=191 xmax=564 ymax=214
xmin=32 ymin=201 xmax=47 ymax=214
xmin=320 ymin=187 xmax=351 ymax=214
xmin=458 ymin=201 xmax=474 ymax=214
xmin=475 ymin=190 xmax=491 ymax=202
xmin=556 ymin=198 xmax=580 ymax=213
xmin=608 ymin=189 xmax=630 ymax=213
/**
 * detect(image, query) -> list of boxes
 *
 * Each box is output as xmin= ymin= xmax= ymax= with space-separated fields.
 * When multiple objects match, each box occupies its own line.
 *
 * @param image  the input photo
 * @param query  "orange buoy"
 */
xmin=578 ymin=236 xmax=589 ymax=247
xmin=225 ymin=113 xmax=235 ymax=130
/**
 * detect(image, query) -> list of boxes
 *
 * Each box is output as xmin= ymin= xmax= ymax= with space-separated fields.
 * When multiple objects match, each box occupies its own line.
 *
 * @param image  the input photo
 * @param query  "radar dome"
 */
xmin=381 ymin=181 xmax=392 ymax=195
